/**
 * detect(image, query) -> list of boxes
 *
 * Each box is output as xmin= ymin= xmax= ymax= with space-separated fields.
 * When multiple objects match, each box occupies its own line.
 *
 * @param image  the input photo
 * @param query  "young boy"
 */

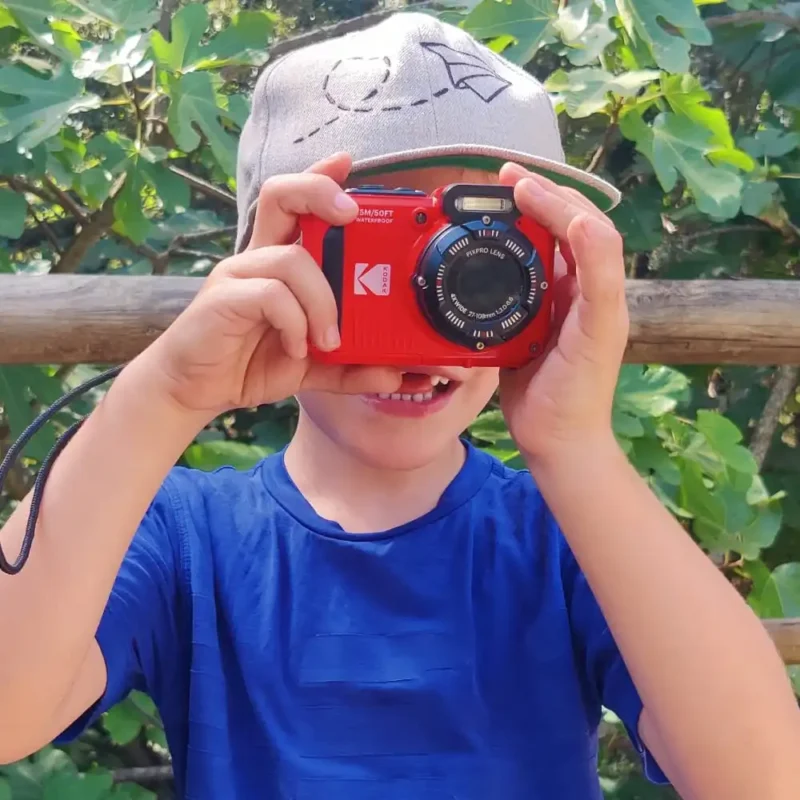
xmin=1 ymin=12 xmax=798 ymax=800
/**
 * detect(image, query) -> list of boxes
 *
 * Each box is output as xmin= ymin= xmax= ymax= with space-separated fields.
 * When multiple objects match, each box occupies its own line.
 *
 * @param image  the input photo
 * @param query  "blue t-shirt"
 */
xmin=58 ymin=441 xmax=668 ymax=798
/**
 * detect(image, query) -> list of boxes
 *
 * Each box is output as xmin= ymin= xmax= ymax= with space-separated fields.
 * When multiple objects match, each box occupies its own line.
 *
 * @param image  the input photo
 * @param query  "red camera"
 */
xmin=298 ymin=183 xmax=555 ymax=368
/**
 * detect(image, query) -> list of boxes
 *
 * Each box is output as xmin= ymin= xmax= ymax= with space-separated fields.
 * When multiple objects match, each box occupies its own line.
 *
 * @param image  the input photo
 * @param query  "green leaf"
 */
xmin=150 ymin=2 xmax=208 ymax=73
xmin=469 ymin=409 xmax=512 ymax=444
xmin=43 ymin=770 xmax=113 ymax=800
xmin=741 ymin=179 xmax=780 ymax=217
xmin=74 ymin=0 xmax=160 ymax=31
xmin=0 ymin=366 xmax=62 ymax=460
xmin=184 ymin=440 xmax=271 ymax=471
xmin=193 ymin=10 xmax=274 ymax=70
xmin=614 ymin=365 xmax=690 ymax=418
xmin=545 ymin=66 xmax=659 ymax=117
xmin=761 ymin=563 xmax=800 ymax=617
xmin=103 ymin=698 xmax=145 ymax=745
xmin=648 ymin=112 xmax=744 ymax=220
xmin=614 ymin=0 xmax=712 ymax=73
xmin=695 ymin=410 xmax=758 ymax=474
xmin=113 ymin=169 xmax=151 ymax=244
xmin=629 ymin=436 xmax=682 ymax=485
xmin=2 ymin=747 xmax=74 ymax=800
xmin=681 ymin=463 xmax=782 ymax=559
xmin=462 ymin=0 xmax=557 ymax=65
xmin=739 ymin=128 xmax=800 ymax=159
xmin=73 ymin=32 xmax=152 ymax=86
xmin=139 ymin=161 xmax=190 ymax=213
xmin=612 ymin=408 xmax=645 ymax=438
xmin=0 ymin=0 xmax=84 ymax=59
xmin=167 ymin=72 xmax=238 ymax=177
xmin=0 ymin=66 xmax=100 ymax=150
xmin=608 ymin=182 xmax=663 ymax=251
xmin=660 ymin=74 xmax=739 ymax=150
xmin=0 ymin=188 xmax=27 ymax=238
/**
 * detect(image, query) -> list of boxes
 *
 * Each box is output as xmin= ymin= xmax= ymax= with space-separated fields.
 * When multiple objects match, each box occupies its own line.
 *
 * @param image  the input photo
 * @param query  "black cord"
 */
xmin=0 ymin=364 xmax=125 ymax=575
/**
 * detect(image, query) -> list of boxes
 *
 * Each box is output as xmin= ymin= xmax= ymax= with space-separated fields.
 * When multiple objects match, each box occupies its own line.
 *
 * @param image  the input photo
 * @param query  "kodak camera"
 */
xmin=298 ymin=183 xmax=555 ymax=368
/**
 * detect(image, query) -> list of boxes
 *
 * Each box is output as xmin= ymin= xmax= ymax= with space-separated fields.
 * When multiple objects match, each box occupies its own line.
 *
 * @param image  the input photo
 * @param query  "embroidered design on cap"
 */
xmin=291 ymin=42 xmax=512 ymax=145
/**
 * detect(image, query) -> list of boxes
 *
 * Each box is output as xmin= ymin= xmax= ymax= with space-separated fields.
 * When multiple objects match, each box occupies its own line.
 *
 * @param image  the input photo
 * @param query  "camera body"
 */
xmin=299 ymin=183 xmax=555 ymax=368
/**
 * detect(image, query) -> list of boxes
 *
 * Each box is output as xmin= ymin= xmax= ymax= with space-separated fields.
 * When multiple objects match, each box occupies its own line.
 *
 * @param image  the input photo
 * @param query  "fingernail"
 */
xmin=323 ymin=326 xmax=341 ymax=350
xmin=518 ymin=178 xmax=545 ymax=200
xmin=334 ymin=192 xmax=358 ymax=213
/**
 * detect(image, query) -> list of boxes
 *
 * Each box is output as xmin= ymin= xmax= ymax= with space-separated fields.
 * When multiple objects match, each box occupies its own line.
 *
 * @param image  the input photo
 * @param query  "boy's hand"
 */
xmin=144 ymin=152 xmax=403 ymax=419
xmin=496 ymin=164 xmax=629 ymax=467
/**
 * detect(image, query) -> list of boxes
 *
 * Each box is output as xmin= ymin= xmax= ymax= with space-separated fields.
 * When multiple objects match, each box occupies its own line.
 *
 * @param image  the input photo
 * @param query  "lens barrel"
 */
xmin=414 ymin=218 xmax=546 ymax=350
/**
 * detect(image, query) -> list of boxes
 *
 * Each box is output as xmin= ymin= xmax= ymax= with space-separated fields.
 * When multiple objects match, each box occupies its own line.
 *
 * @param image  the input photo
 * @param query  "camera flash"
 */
xmin=455 ymin=196 xmax=513 ymax=213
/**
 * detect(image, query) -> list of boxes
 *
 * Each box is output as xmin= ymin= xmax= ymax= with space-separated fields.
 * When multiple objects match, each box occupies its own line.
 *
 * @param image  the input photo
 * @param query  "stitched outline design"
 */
xmin=291 ymin=42 xmax=511 ymax=145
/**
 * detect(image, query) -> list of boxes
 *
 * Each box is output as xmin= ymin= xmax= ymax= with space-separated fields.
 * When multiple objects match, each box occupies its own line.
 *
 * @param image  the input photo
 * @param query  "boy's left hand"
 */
xmin=497 ymin=164 xmax=629 ymax=467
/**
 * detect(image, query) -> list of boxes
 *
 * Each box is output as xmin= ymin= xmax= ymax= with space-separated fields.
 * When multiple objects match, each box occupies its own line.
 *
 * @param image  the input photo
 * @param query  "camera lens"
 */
xmin=448 ymin=251 xmax=524 ymax=319
xmin=414 ymin=222 xmax=546 ymax=350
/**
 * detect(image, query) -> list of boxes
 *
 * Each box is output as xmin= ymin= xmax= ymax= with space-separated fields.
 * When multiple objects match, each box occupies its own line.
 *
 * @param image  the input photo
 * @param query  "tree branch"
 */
xmin=7 ymin=177 xmax=64 ymax=255
xmin=268 ymin=2 xmax=436 ymax=60
xmin=171 ymin=248 xmax=223 ymax=263
xmin=749 ymin=365 xmax=800 ymax=469
xmin=166 ymin=165 xmax=236 ymax=207
xmin=50 ymin=191 xmax=118 ymax=274
xmin=42 ymin=178 xmax=89 ymax=223
xmin=112 ymin=765 xmax=173 ymax=784
xmin=706 ymin=11 xmax=800 ymax=34
xmin=172 ymin=225 xmax=237 ymax=246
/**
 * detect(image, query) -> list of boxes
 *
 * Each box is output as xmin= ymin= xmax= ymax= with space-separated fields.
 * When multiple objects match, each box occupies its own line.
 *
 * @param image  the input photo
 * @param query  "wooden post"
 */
xmin=1 ymin=275 xmax=800 ymax=365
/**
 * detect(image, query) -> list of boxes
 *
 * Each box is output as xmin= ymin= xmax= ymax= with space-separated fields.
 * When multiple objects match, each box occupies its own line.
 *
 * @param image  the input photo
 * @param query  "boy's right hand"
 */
xmin=143 ymin=153 xmax=403 ymax=419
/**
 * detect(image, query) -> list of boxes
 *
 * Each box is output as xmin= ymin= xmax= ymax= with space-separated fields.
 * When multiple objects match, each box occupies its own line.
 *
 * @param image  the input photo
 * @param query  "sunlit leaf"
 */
xmin=463 ymin=0 xmax=557 ymax=64
xmin=73 ymin=0 xmax=160 ymax=32
xmin=150 ymin=2 xmax=208 ymax=72
xmin=184 ymin=440 xmax=271 ymax=471
xmin=695 ymin=410 xmax=759 ymax=474
xmin=626 ymin=111 xmax=746 ymax=220
xmin=546 ymin=66 xmax=659 ymax=117
xmin=614 ymin=365 xmax=690 ymax=418
xmin=0 ymin=65 xmax=100 ymax=150
xmin=614 ymin=0 xmax=712 ymax=73
xmin=73 ymin=32 xmax=153 ymax=85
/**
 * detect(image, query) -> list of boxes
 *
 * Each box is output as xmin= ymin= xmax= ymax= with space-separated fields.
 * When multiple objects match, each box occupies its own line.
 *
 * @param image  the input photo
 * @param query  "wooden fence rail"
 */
xmin=1 ymin=274 xmax=800 ymax=665
xmin=1 ymin=275 xmax=800 ymax=365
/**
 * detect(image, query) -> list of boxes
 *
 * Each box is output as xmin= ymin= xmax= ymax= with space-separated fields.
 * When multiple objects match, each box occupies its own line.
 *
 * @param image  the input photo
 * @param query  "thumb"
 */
xmin=567 ymin=214 xmax=627 ymax=343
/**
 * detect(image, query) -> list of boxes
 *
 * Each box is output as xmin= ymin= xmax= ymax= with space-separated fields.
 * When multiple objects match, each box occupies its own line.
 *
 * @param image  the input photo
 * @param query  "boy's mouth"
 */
xmin=361 ymin=372 xmax=459 ymax=416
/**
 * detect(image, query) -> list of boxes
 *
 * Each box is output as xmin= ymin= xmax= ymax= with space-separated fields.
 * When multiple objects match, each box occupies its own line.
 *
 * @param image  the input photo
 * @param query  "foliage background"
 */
xmin=1 ymin=0 xmax=799 ymax=797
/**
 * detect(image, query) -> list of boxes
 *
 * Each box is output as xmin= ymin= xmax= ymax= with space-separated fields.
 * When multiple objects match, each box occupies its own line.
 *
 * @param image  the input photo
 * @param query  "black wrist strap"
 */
xmin=0 ymin=365 xmax=125 ymax=575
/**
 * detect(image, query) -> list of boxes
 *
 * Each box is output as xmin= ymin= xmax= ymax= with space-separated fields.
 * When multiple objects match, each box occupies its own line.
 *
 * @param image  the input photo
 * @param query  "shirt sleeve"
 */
xmin=54 ymin=474 xmax=185 ymax=742
xmin=559 ymin=535 xmax=670 ymax=786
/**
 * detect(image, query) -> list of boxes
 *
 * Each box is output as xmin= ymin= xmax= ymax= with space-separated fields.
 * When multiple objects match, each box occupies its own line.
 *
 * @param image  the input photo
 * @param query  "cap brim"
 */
xmin=351 ymin=145 xmax=621 ymax=213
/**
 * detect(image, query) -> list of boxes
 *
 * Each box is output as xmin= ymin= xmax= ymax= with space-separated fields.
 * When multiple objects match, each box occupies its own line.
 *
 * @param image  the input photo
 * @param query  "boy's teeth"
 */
xmin=375 ymin=392 xmax=435 ymax=403
xmin=431 ymin=376 xmax=450 ymax=386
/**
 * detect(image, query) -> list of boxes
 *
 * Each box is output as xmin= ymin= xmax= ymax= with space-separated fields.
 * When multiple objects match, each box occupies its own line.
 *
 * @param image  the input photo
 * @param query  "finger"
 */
xmin=499 ymin=162 xmax=612 ymax=226
xmin=248 ymin=160 xmax=358 ymax=250
xmin=203 ymin=277 xmax=309 ymax=359
xmin=216 ymin=244 xmax=341 ymax=352
xmin=303 ymin=151 xmax=353 ymax=181
xmin=304 ymin=364 xmax=404 ymax=395
xmin=512 ymin=175 xmax=617 ymax=245
xmin=567 ymin=214 xmax=627 ymax=341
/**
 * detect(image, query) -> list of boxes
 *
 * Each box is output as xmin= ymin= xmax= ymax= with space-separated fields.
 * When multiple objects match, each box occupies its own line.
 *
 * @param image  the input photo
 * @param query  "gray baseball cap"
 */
xmin=235 ymin=11 xmax=620 ymax=252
